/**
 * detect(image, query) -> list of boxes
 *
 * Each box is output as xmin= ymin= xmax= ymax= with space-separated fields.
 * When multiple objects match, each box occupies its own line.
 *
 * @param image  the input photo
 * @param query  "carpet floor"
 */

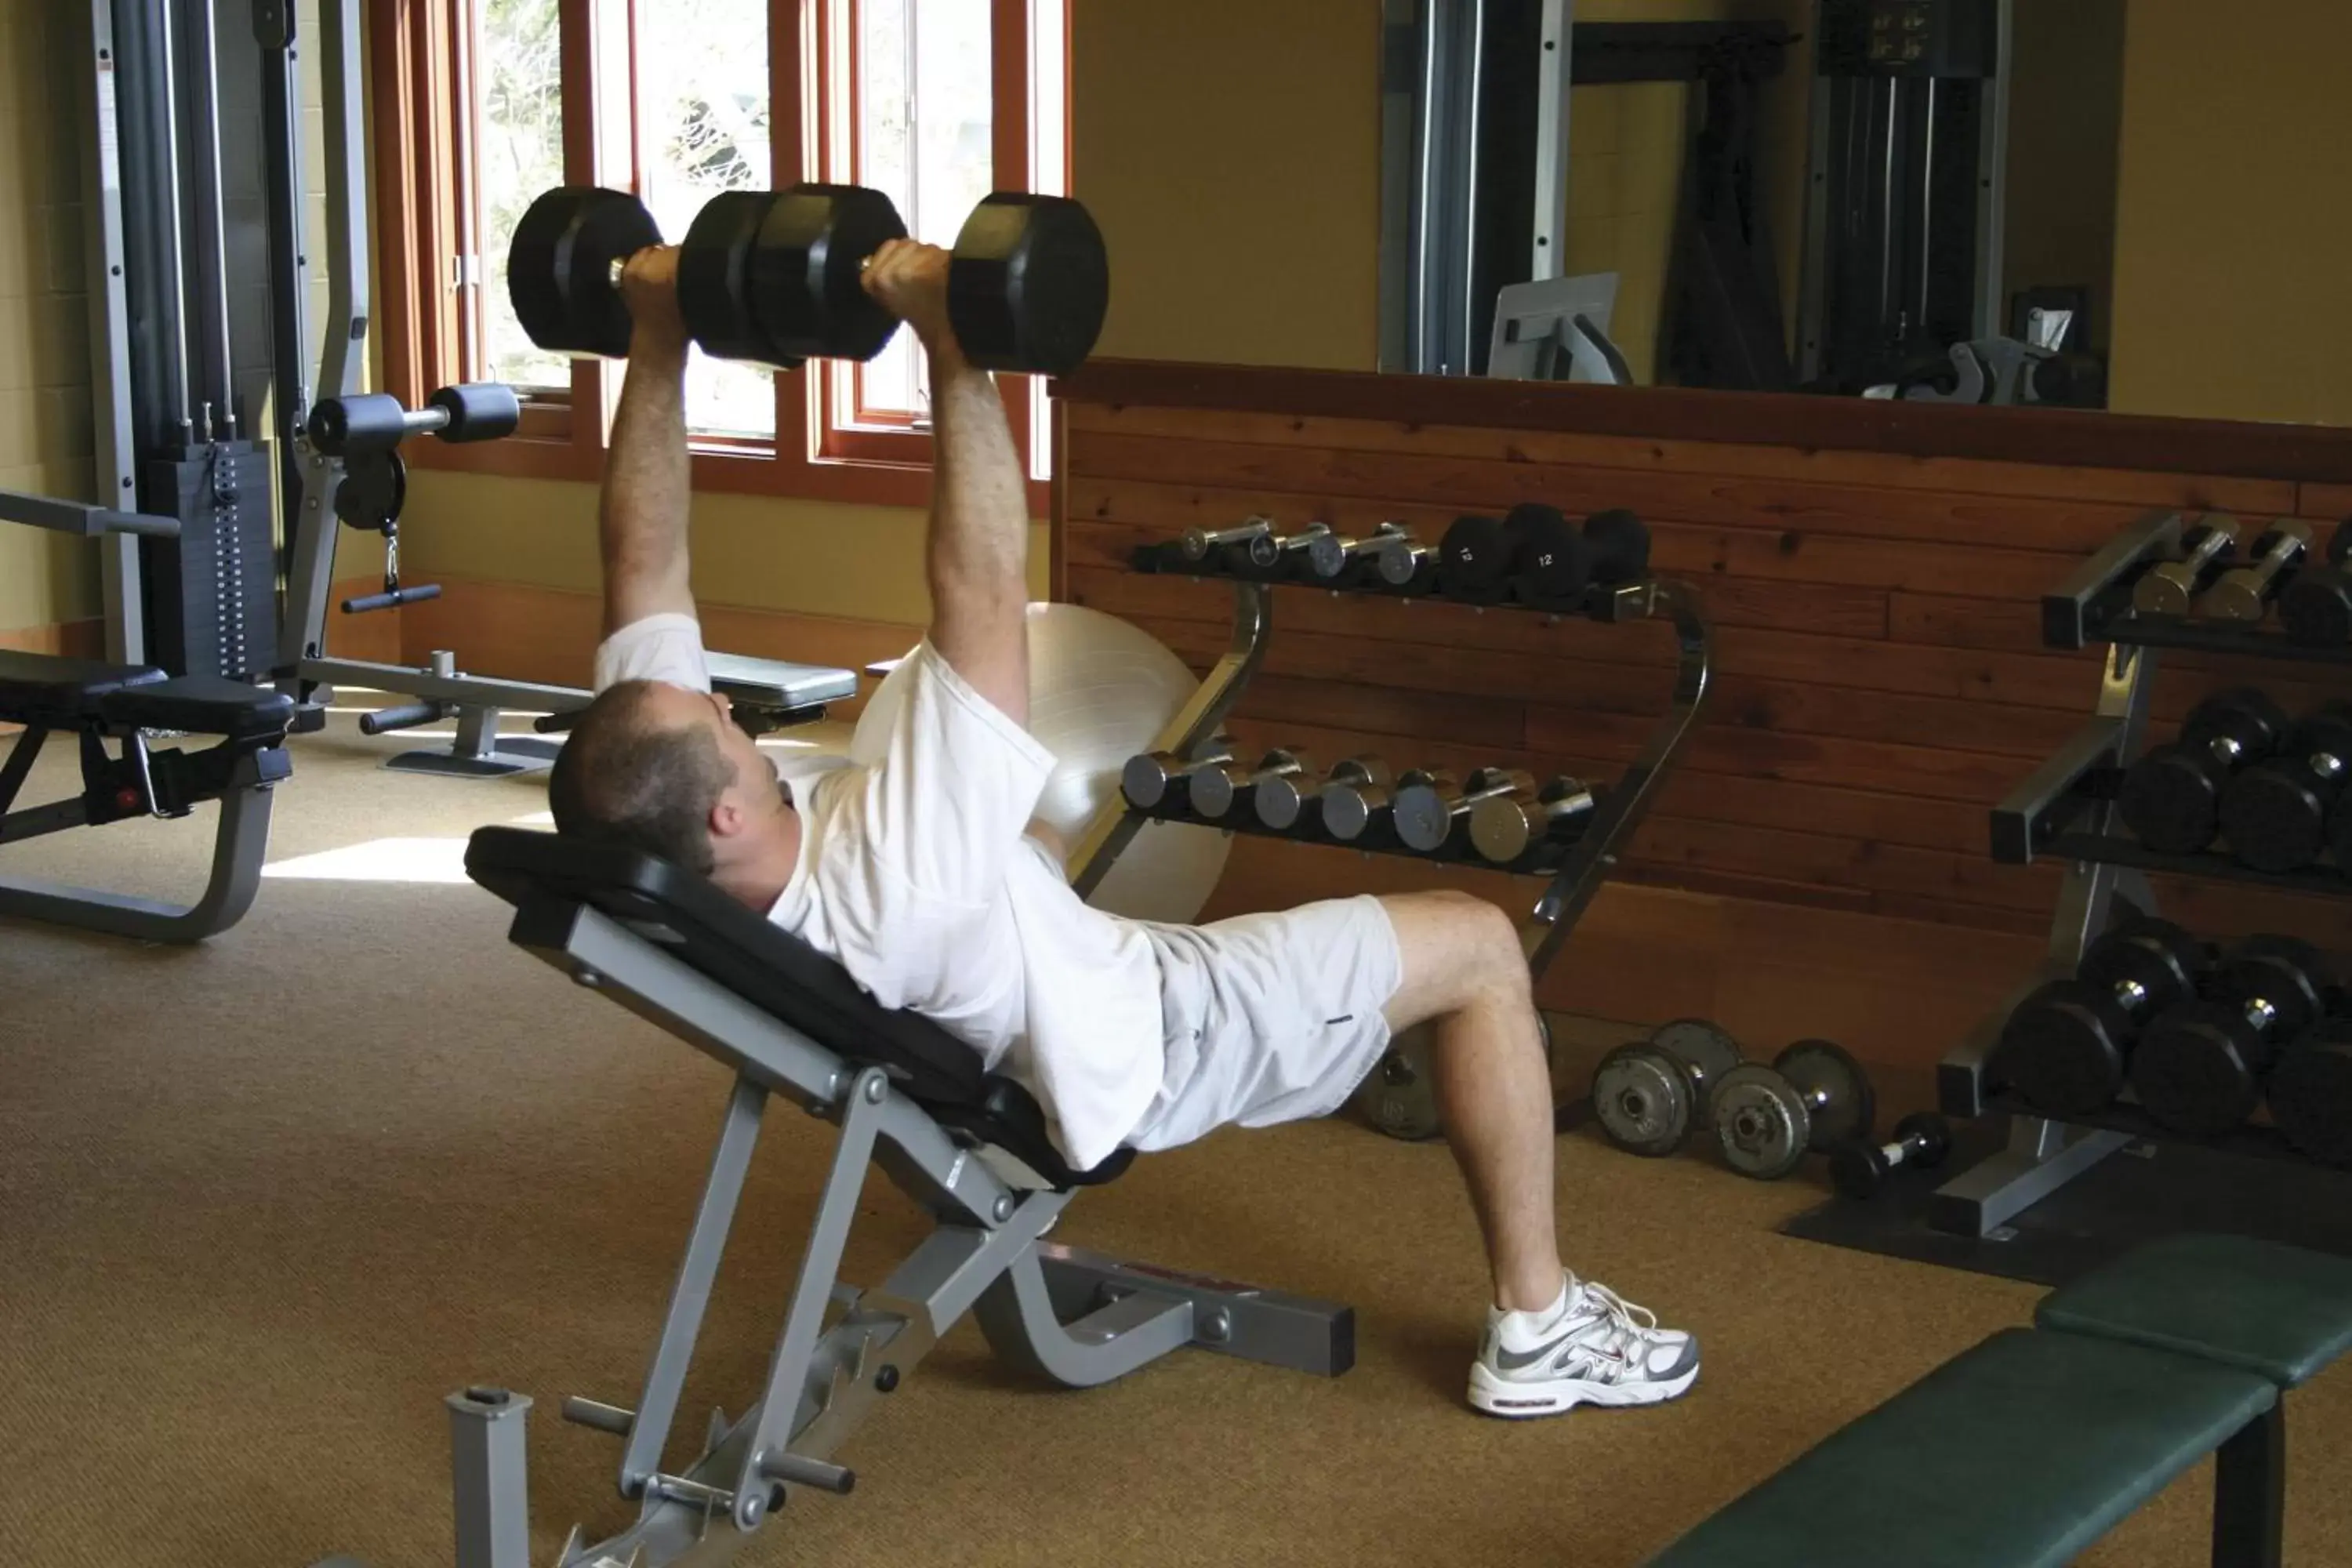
xmin=2 ymin=711 xmax=2346 ymax=1566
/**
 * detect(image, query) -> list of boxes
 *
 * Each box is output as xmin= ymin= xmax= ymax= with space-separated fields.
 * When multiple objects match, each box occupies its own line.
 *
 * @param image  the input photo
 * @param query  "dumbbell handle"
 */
xmin=1301 ymin=523 xmax=1406 ymax=582
xmin=340 ymin=583 xmax=443 ymax=615
xmin=2131 ymin=521 xmax=2238 ymax=616
xmin=1180 ymin=517 xmax=1273 ymax=561
xmin=2199 ymin=521 xmax=2313 ymax=620
xmin=1242 ymin=524 xmax=1330 ymax=568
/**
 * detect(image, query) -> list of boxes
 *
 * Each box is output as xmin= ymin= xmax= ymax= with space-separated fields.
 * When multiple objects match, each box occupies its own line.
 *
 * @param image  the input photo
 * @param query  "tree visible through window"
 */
xmin=475 ymin=0 xmax=565 ymax=392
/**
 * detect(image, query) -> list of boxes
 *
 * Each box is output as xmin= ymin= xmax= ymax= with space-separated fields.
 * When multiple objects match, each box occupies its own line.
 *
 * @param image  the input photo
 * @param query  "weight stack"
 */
xmin=142 ymin=441 xmax=279 ymax=680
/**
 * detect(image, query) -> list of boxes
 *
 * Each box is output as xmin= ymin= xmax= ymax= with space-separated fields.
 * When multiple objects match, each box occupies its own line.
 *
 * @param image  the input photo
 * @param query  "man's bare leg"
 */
xmin=1380 ymin=889 xmax=1563 ymax=1312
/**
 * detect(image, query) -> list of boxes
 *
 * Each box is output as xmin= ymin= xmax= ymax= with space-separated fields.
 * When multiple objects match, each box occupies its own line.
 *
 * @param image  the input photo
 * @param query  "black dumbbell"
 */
xmin=2197 ymin=521 xmax=2313 ymax=622
xmin=1590 ymin=1019 xmax=1746 ymax=1157
xmin=1468 ymin=775 xmax=1597 ymax=866
xmin=1297 ymin=523 xmax=1406 ymax=586
xmin=1120 ymin=740 xmax=1236 ymax=812
xmin=2281 ymin=523 xmax=2352 ymax=648
xmin=1990 ymin=914 xmax=2208 ymax=1117
xmin=1319 ymin=757 xmax=1403 ymax=842
xmin=307 ymin=384 xmax=523 ymax=457
xmin=1582 ymin=507 xmax=1652 ymax=586
xmin=1711 ymin=1040 xmax=1875 ymax=1181
xmin=2118 ymin=688 xmax=2288 ymax=855
xmin=2133 ymin=935 xmax=2336 ymax=1138
xmin=1504 ymin=504 xmax=1591 ymax=612
xmin=2219 ymin=702 xmax=2352 ymax=873
xmin=1370 ymin=529 xmax=1443 ymax=595
xmin=1439 ymin=513 xmax=1527 ymax=604
xmin=1829 ymin=1112 xmax=1954 ymax=1200
xmin=1392 ymin=767 xmax=1537 ymax=853
xmin=513 ymin=183 xmax=1110 ymax=375
xmin=1229 ymin=524 xmax=1332 ymax=583
xmin=1189 ymin=747 xmax=1316 ymax=821
xmin=2267 ymin=1018 xmax=2352 ymax=1166
xmin=2130 ymin=517 xmax=2239 ymax=617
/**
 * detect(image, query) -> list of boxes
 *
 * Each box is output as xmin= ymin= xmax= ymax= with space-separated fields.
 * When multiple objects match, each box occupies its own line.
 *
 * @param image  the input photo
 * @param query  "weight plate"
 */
xmin=1650 ymin=1019 xmax=1743 ymax=1115
xmin=2220 ymin=764 xmax=2328 ymax=873
xmin=2221 ymin=935 xmax=2332 ymax=1036
xmin=1711 ymin=1065 xmax=1810 ymax=1181
xmin=2268 ymin=1034 xmax=2352 ymax=1165
xmin=1772 ymin=1038 xmax=1875 ymax=1152
xmin=2080 ymin=916 xmax=2201 ymax=1011
xmin=1994 ymin=978 xmax=2133 ymax=1117
xmin=333 ymin=450 xmax=406 ymax=533
xmin=2281 ymin=572 xmax=2352 ymax=648
xmin=949 ymin=194 xmax=1109 ymax=377
xmin=1358 ymin=1027 xmax=1443 ymax=1142
xmin=678 ymin=190 xmax=790 ymax=367
xmin=2132 ymin=1002 xmax=2263 ymax=1138
xmin=749 ymin=183 xmax=906 ymax=363
xmin=1582 ymin=507 xmax=1652 ymax=586
xmin=507 ymin=187 xmax=660 ymax=358
xmin=2118 ymin=749 xmax=2224 ymax=855
xmin=1389 ymin=779 xmax=1457 ymax=853
xmin=1589 ymin=1044 xmax=1696 ymax=1157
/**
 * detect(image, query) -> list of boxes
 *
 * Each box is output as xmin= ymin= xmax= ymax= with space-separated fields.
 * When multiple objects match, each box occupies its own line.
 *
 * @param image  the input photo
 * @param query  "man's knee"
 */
xmin=1383 ymin=889 xmax=1530 ymax=1022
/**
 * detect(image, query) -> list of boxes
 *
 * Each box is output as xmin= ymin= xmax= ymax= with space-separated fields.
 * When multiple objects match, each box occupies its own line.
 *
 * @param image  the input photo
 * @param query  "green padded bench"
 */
xmin=1645 ymin=1236 xmax=2352 ymax=1568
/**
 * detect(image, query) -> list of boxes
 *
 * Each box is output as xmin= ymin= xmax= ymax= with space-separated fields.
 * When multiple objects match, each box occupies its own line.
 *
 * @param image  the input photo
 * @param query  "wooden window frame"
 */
xmin=372 ymin=0 xmax=1061 ymax=512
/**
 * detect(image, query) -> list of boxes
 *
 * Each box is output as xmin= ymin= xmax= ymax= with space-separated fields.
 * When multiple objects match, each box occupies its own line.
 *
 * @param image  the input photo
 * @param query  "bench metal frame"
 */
xmin=393 ymin=894 xmax=1350 ymax=1568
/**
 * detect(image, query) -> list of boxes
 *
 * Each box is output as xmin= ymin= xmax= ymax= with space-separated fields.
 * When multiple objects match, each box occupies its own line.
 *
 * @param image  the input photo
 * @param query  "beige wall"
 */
xmin=2108 ymin=1 xmax=2352 ymax=423
xmin=2002 ymin=0 xmax=2125 ymax=354
xmin=0 ymin=6 xmax=99 ymax=636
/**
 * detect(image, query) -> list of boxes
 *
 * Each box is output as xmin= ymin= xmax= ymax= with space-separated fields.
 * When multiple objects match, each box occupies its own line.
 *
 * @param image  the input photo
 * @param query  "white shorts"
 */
xmin=1124 ymin=895 xmax=1404 ymax=1152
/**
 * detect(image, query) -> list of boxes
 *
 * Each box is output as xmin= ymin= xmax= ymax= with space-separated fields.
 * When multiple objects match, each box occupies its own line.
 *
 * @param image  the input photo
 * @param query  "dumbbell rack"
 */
xmin=1063 ymin=541 xmax=1713 ymax=1141
xmin=1933 ymin=508 xmax=2351 ymax=1236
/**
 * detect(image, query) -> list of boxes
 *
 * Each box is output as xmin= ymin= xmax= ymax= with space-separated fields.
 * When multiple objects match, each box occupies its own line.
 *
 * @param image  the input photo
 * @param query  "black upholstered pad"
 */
xmin=0 ymin=651 xmax=167 ymax=728
xmin=1643 ymin=1328 xmax=2274 ymax=1568
xmin=2038 ymin=1233 xmax=2352 ymax=1389
xmin=99 ymin=676 xmax=296 ymax=741
xmin=465 ymin=826 xmax=1131 ymax=1189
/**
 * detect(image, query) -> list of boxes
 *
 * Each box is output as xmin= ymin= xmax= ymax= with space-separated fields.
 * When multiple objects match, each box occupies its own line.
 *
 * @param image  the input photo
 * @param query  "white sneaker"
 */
xmin=1468 ymin=1276 xmax=1699 ymax=1417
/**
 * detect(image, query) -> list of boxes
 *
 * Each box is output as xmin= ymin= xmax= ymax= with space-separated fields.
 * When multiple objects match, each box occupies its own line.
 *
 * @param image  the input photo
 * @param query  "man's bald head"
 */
xmin=547 ymin=681 xmax=736 ymax=873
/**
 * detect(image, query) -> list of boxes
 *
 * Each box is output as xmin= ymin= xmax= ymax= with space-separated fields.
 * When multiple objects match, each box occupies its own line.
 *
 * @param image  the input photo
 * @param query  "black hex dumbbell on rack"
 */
xmin=1438 ymin=513 xmax=1528 ymax=604
xmin=2118 ymin=688 xmax=2288 ymax=855
xmin=2218 ymin=702 xmax=2352 ymax=873
xmin=1989 ymin=914 xmax=2209 ymax=1117
xmin=2279 ymin=522 xmax=2352 ymax=648
xmin=2269 ymin=1018 xmax=2352 ymax=1166
xmin=2132 ymin=935 xmax=2337 ymax=1138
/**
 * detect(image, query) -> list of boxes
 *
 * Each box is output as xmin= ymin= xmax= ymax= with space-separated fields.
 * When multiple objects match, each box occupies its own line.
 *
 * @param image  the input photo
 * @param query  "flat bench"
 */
xmin=0 ymin=648 xmax=294 ymax=942
xmin=313 ymin=826 xmax=1354 ymax=1568
xmin=1646 ymin=1234 xmax=2352 ymax=1568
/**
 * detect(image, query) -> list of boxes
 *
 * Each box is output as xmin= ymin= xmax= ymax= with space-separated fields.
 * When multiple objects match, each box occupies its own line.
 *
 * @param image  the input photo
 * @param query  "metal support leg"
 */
xmin=1926 ymin=1114 xmax=2133 ymax=1237
xmin=0 ymin=771 xmax=279 ymax=942
xmin=2212 ymin=1400 xmax=2286 ymax=1568
xmin=615 ymin=1077 xmax=767 ymax=1500
xmin=448 ymin=1388 xmax=534 ymax=1568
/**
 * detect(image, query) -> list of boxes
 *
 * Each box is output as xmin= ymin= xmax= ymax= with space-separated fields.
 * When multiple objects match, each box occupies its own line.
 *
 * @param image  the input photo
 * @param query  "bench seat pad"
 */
xmin=1643 ymin=1327 xmax=2274 ymax=1568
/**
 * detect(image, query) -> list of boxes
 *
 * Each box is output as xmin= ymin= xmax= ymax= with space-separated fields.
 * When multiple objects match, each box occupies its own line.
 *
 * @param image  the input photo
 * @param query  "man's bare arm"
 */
xmin=865 ymin=241 xmax=1029 ymax=726
xmin=600 ymin=247 xmax=695 ymax=637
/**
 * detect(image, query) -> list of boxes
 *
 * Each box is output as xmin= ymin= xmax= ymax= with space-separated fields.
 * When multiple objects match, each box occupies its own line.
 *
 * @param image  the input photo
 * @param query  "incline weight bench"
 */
xmin=316 ymin=826 xmax=1353 ymax=1568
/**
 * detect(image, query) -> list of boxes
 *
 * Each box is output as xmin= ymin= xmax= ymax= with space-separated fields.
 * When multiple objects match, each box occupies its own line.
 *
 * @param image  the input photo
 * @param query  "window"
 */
xmin=374 ymin=0 xmax=1069 ymax=504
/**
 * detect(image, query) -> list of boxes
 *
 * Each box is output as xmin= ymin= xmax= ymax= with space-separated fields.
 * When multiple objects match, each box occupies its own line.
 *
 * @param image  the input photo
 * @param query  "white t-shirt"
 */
xmin=591 ymin=614 xmax=1167 ymax=1171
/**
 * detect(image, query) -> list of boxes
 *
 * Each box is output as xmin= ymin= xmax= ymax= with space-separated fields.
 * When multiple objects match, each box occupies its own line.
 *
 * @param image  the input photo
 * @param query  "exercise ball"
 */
xmin=851 ymin=604 xmax=1231 ymax=922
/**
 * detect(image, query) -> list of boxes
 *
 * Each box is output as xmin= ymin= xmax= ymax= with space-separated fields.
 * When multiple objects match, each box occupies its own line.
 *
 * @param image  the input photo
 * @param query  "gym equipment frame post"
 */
xmin=1926 ymin=510 xmax=2192 ymax=1236
xmin=1066 ymin=582 xmax=1272 ymax=898
xmin=79 ymin=0 xmax=147 ymax=665
xmin=1368 ymin=579 xmax=1712 ymax=1137
xmin=359 ymin=893 xmax=1350 ymax=1568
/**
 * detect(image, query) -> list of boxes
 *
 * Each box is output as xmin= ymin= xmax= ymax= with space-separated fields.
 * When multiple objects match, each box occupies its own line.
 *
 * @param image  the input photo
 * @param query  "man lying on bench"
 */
xmin=546 ymin=241 xmax=1694 ymax=1418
